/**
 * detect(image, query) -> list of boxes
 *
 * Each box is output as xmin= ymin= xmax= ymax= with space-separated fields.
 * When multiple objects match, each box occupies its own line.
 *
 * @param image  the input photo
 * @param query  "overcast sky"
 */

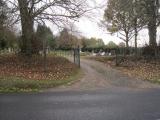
xmin=50 ymin=0 xmax=159 ymax=46
xmin=75 ymin=0 xmax=117 ymax=44
xmin=74 ymin=0 xmax=160 ymax=46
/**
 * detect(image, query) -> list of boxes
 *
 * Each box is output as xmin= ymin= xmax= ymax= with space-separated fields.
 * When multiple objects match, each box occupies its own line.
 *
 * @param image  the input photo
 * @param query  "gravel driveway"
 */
xmin=50 ymin=58 xmax=159 ymax=91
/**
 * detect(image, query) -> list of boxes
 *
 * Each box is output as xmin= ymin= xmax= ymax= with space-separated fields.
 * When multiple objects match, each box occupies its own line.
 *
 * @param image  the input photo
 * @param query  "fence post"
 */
xmin=78 ymin=46 xmax=80 ymax=68
xmin=43 ymin=38 xmax=47 ymax=72
xmin=115 ymin=48 xmax=119 ymax=66
xmin=73 ymin=48 xmax=75 ymax=63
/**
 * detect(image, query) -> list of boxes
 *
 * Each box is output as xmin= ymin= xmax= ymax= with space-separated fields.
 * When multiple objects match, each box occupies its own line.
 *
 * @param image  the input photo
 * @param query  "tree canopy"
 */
xmin=82 ymin=37 xmax=105 ymax=49
xmin=36 ymin=24 xmax=56 ymax=51
xmin=6 ymin=0 xmax=89 ymax=56
xmin=56 ymin=28 xmax=81 ymax=49
xmin=105 ymin=41 xmax=117 ymax=48
xmin=103 ymin=0 xmax=160 ymax=50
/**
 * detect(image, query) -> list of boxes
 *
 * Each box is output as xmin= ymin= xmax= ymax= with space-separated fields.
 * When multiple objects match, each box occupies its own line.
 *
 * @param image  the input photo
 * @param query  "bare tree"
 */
xmin=7 ymin=0 xmax=89 ymax=56
xmin=102 ymin=0 xmax=135 ymax=49
xmin=102 ymin=0 xmax=148 ymax=55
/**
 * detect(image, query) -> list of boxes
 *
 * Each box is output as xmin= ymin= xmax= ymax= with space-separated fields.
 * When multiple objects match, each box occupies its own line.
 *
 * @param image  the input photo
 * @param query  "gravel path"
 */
xmin=50 ymin=59 xmax=159 ymax=91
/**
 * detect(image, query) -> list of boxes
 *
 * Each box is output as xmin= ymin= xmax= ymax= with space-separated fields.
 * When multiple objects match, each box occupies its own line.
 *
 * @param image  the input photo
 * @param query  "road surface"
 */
xmin=0 ymin=59 xmax=160 ymax=120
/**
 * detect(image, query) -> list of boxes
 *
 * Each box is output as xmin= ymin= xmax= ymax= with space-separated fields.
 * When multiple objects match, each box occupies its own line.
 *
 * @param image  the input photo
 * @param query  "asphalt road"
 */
xmin=0 ymin=59 xmax=160 ymax=120
xmin=1 ymin=88 xmax=160 ymax=120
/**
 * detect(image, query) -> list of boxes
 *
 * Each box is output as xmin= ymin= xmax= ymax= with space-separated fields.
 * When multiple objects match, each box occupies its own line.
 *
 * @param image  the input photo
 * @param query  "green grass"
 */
xmin=156 ymin=79 xmax=160 ymax=84
xmin=148 ymin=78 xmax=160 ymax=84
xmin=0 ymin=69 xmax=81 ymax=93
xmin=49 ymin=50 xmax=72 ymax=58
xmin=84 ymin=56 xmax=115 ymax=62
xmin=80 ymin=52 xmax=91 ymax=56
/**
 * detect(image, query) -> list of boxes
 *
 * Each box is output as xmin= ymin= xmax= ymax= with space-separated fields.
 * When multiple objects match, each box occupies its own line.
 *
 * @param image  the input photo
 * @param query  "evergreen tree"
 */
xmin=36 ymin=24 xmax=55 ymax=52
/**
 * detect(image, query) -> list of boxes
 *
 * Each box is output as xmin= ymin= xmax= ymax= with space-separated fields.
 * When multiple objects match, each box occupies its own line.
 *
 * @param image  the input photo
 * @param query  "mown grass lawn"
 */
xmin=0 ymin=54 xmax=81 ymax=93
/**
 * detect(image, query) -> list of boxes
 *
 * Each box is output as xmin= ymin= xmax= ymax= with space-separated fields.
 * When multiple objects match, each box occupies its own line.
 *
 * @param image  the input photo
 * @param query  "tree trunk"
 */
xmin=125 ymin=32 xmax=129 ymax=55
xmin=148 ymin=0 xmax=157 ymax=48
xmin=134 ymin=18 xmax=138 ymax=58
xmin=148 ymin=22 xmax=157 ymax=47
xmin=126 ymin=40 xmax=129 ymax=48
xmin=18 ymin=0 xmax=34 ymax=57
xmin=147 ymin=10 xmax=157 ymax=57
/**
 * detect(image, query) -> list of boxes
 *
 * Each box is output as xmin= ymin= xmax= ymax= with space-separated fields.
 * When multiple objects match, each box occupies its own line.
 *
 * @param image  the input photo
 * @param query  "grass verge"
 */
xmin=0 ymin=69 xmax=81 ymax=93
xmin=0 ymin=54 xmax=82 ymax=93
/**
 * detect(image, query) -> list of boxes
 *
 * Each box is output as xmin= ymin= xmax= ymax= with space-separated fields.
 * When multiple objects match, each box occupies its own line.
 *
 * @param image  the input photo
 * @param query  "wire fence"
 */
xmin=0 ymin=47 xmax=81 ymax=73
xmin=84 ymin=47 xmax=160 ymax=58
xmin=82 ymin=47 xmax=160 ymax=66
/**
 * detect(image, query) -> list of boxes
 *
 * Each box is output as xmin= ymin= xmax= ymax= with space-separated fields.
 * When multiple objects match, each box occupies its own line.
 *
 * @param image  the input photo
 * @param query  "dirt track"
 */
xmin=53 ymin=59 xmax=159 ymax=91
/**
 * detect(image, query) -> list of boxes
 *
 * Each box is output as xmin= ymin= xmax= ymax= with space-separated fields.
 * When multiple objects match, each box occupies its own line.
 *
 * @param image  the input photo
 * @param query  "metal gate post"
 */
xmin=78 ymin=46 xmax=80 ymax=68
xmin=73 ymin=48 xmax=75 ymax=63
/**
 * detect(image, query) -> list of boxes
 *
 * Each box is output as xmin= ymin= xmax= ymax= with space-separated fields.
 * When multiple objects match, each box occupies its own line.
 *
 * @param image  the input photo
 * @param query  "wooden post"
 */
xmin=78 ymin=45 xmax=80 ymax=68
xmin=115 ymin=48 xmax=119 ymax=66
xmin=73 ymin=48 xmax=75 ymax=63
xmin=43 ymin=38 xmax=47 ymax=72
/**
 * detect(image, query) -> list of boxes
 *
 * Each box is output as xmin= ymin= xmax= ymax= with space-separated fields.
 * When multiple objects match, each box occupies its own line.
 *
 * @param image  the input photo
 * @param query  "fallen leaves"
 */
xmin=0 ymin=54 xmax=78 ymax=81
xmin=113 ymin=59 xmax=160 ymax=82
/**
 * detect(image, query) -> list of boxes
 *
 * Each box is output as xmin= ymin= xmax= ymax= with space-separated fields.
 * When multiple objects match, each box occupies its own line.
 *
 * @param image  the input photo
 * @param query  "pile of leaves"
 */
xmin=0 ymin=54 xmax=78 ymax=81
xmin=118 ymin=59 xmax=160 ymax=83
